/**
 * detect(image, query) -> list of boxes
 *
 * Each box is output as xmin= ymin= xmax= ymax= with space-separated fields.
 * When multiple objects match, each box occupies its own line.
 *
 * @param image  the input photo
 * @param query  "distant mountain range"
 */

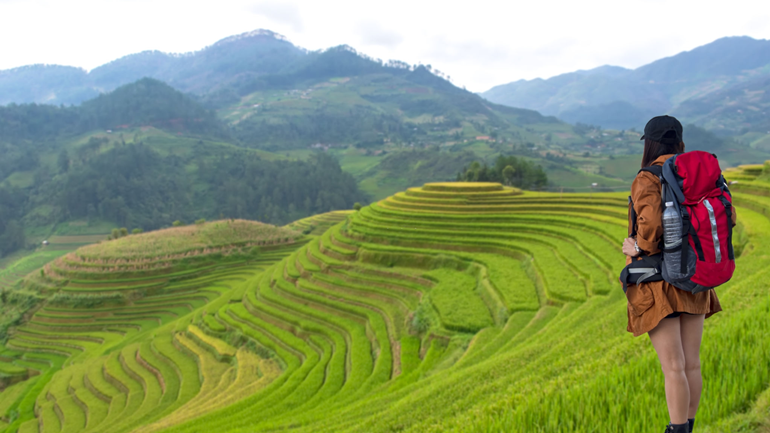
xmin=1 ymin=30 xmax=576 ymax=154
xmin=0 ymin=30 xmax=306 ymax=106
xmin=482 ymin=36 xmax=770 ymax=134
xmin=4 ymin=30 xmax=769 ymax=138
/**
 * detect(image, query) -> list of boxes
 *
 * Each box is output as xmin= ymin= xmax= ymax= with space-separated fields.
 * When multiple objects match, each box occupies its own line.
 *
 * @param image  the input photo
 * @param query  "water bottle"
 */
xmin=662 ymin=202 xmax=682 ymax=274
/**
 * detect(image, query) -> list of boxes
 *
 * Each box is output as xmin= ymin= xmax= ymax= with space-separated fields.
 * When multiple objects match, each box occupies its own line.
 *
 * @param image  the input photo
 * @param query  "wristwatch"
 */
xmin=634 ymin=241 xmax=642 ymax=254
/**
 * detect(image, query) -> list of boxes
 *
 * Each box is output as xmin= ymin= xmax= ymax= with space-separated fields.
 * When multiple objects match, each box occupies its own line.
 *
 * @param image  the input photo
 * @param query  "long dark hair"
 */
xmin=641 ymin=131 xmax=685 ymax=168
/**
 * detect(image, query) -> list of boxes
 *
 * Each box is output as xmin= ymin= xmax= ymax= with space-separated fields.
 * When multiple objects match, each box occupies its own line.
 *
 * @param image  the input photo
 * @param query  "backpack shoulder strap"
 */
xmin=638 ymin=165 xmax=663 ymax=178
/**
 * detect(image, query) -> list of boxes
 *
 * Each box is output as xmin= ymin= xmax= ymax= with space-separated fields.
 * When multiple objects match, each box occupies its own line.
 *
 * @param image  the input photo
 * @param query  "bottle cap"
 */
xmin=665 ymin=201 xmax=674 ymax=207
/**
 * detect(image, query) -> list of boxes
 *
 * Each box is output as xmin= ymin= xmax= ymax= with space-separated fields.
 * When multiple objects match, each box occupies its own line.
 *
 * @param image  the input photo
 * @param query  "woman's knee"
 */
xmin=684 ymin=357 xmax=701 ymax=373
xmin=660 ymin=356 xmax=687 ymax=376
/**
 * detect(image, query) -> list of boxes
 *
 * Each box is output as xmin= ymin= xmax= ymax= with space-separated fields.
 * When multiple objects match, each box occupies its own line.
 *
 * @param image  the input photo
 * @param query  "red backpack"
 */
xmin=621 ymin=151 xmax=735 ymax=293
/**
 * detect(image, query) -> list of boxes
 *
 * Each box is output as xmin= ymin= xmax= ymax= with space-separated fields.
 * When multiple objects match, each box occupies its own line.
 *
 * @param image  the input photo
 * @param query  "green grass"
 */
xmin=423 ymin=269 xmax=494 ymax=333
xmin=0 ymin=250 xmax=71 ymax=287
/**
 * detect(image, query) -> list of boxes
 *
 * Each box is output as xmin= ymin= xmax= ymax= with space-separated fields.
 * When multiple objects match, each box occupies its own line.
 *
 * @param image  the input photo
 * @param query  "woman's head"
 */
xmin=640 ymin=115 xmax=685 ymax=167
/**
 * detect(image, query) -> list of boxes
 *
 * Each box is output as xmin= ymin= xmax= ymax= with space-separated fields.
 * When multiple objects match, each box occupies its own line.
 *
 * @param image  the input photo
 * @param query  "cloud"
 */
xmin=249 ymin=1 xmax=304 ymax=33
xmin=356 ymin=20 xmax=403 ymax=48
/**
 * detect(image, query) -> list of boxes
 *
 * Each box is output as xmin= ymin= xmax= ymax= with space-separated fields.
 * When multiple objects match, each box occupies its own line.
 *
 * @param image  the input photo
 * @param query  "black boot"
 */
xmin=688 ymin=418 xmax=695 ymax=433
xmin=664 ymin=422 xmax=689 ymax=433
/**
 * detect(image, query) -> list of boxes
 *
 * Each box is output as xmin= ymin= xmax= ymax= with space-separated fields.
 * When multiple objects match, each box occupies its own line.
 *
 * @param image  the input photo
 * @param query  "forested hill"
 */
xmin=0 ymin=76 xmax=368 ymax=259
xmin=217 ymin=46 xmax=563 ymax=151
xmin=481 ymin=36 xmax=770 ymax=132
xmin=0 ymin=78 xmax=228 ymax=141
xmin=0 ymin=129 xmax=366 ymax=259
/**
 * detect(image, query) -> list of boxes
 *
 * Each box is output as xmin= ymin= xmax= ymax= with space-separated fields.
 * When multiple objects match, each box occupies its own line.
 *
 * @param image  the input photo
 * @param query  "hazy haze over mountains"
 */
xmin=482 ymin=36 xmax=770 ymax=133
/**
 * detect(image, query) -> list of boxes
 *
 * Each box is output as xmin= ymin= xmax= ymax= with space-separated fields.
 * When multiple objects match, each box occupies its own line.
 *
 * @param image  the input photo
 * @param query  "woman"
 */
xmin=622 ymin=115 xmax=728 ymax=433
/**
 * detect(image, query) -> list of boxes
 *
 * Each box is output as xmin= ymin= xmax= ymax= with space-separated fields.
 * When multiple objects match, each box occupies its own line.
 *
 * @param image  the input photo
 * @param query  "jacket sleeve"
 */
xmin=631 ymin=172 xmax=662 ymax=255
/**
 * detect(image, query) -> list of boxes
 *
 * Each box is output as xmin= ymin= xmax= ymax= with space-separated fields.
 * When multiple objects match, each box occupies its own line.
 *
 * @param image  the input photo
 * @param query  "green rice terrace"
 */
xmin=0 ymin=177 xmax=769 ymax=432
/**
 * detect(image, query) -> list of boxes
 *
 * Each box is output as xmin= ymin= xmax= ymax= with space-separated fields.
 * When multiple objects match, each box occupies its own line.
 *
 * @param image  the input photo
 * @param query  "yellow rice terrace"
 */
xmin=37 ymin=220 xmax=301 ymax=284
xmin=0 ymin=177 xmax=768 ymax=433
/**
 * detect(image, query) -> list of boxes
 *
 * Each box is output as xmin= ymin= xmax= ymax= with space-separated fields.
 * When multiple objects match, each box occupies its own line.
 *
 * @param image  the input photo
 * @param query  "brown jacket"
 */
xmin=625 ymin=154 xmax=724 ymax=336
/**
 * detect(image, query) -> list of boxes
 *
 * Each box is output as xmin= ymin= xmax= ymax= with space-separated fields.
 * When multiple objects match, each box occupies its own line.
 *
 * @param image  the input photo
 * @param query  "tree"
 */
xmin=111 ymin=228 xmax=120 ymax=240
xmin=457 ymin=155 xmax=547 ymax=190
xmin=57 ymin=149 xmax=70 ymax=173
xmin=132 ymin=228 xmax=143 ymax=234
xmin=172 ymin=220 xmax=184 ymax=227
xmin=502 ymin=165 xmax=516 ymax=186
xmin=119 ymin=228 xmax=128 ymax=237
xmin=0 ymin=220 xmax=25 ymax=256
xmin=353 ymin=202 xmax=362 ymax=211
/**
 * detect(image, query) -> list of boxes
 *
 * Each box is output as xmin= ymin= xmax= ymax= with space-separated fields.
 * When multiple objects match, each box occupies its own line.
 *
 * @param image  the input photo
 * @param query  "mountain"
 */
xmin=218 ymin=46 xmax=566 ymax=151
xmin=0 ymin=64 xmax=98 ymax=105
xmin=0 ymin=30 xmax=584 ymax=152
xmin=0 ymin=30 xmax=306 ymax=106
xmin=0 ymin=78 xmax=227 ymax=141
xmin=676 ymin=73 xmax=770 ymax=136
xmin=482 ymin=36 xmax=770 ymax=131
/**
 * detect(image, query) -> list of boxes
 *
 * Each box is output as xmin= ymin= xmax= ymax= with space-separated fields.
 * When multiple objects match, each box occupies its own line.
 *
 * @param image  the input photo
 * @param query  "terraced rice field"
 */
xmin=0 ymin=253 xmax=67 ymax=292
xmin=0 ymin=180 xmax=768 ymax=433
xmin=0 ymin=234 xmax=114 ymax=292
xmin=0 ymin=234 xmax=304 ymax=432
xmin=285 ymin=210 xmax=355 ymax=235
xmin=31 ymin=220 xmax=302 ymax=293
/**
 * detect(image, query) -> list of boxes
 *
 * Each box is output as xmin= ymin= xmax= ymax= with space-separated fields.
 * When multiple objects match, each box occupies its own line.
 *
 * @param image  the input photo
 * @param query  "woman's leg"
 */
xmin=680 ymin=314 xmax=705 ymax=419
xmin=649 ymin=317 xmax=689 ymax=425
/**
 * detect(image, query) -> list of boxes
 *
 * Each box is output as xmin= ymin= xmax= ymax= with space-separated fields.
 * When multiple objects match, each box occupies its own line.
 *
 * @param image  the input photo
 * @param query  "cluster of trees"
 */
xmin=56 ymin=142 xmax=191 ymax=229
xmin=199 ymin=152 xmax=367 ymax=223
xmin=0 ymin=186 xmax=26 ymax=257
xmin=457 ymin=155 xmax=548 ymax=189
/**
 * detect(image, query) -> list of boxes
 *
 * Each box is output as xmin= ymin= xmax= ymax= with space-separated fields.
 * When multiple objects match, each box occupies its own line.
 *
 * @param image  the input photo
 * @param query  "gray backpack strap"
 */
xmin=639 ymin=165 xmax=663 ymax=178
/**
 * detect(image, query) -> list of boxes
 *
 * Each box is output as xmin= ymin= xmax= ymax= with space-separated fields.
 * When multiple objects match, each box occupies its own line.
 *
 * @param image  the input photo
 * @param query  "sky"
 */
xmin=1 ymin=0 xmax=769 ymax=92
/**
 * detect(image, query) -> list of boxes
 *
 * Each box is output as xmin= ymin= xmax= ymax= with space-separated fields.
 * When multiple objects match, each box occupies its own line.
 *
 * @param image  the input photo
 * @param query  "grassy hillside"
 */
xmin=0 ymin=180 xmax=767 ymax=432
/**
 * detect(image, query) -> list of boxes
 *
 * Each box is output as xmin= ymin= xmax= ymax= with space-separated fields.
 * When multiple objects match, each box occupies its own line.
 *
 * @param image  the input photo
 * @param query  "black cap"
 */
xmin=640 ymin=115 xmax=683 ymax=144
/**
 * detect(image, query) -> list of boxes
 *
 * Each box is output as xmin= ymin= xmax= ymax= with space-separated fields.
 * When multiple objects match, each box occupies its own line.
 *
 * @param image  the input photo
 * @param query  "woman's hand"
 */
xmin=623 ymin=237 xmax=640 ymax=257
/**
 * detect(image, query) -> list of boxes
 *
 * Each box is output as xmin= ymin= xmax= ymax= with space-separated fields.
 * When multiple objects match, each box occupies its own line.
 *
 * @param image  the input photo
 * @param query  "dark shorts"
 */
xmin=665 ymin=311 xmax=694 ymax=319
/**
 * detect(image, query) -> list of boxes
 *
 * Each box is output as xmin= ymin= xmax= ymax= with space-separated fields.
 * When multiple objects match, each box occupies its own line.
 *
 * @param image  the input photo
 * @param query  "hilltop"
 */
xmin=0 ymin=180 xmax=767 ymax=432
xmin=482 ymin=36 xmax=770 ymax=135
